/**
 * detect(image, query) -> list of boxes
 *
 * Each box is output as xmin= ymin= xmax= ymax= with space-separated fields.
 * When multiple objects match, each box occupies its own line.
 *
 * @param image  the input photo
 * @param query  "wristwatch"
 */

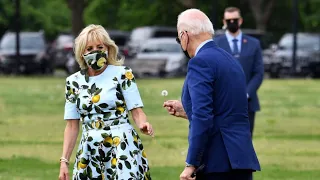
xmin=185 ymin=162 xmax=194 ymax=167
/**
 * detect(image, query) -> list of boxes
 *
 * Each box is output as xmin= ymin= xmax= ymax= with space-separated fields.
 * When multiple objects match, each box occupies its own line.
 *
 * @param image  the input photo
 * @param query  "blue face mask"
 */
xmin=83 ymin=50 xmax=108 ymax=70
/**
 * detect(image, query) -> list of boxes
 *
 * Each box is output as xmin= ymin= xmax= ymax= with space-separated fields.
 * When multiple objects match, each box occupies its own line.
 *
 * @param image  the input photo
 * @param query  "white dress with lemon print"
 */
xmin=64 ymin=65 xmax=151 ymax=180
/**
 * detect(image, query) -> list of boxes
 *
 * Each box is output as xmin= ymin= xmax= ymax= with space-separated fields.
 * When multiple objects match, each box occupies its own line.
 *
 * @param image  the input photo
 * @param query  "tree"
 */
xmin=0 ymin=0 xmax=70 ymax=40
xmin=299 ymin=0 xmax=320 ymax=32
xmin=177 ymin=0 xmax=196 ymax=8
xmin=66 ymin=0 xmax=91 ymax=36
xmin=247 ymin=0 xmax=275 ymax=31
xmin=0 ymin=0 xmax=15 ymax=34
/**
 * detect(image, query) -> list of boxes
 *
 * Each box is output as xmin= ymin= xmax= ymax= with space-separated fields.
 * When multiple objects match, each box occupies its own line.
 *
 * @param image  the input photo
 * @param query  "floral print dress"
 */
xmin=64 ymin=65 xmax=151 ymax=180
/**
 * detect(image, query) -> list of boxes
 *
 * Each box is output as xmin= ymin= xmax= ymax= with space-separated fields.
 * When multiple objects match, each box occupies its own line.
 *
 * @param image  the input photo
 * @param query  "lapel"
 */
xmin=219 ymin=35 xmax=232 ymax=54
xmin=240 ymin=35 xmax=249 ymax=57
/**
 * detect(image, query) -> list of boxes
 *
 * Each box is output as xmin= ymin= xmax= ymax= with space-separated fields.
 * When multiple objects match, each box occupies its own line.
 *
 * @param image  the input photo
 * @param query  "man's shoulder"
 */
xmin=194 ymin=45 xmax=229 ymax=65
xmin=213 ymin=34 xmax=226 ymax=42
xmin=242 ymin=34 xmax=260 ymax=45
xmin=197 ymin=46 xmax=221 ymax=57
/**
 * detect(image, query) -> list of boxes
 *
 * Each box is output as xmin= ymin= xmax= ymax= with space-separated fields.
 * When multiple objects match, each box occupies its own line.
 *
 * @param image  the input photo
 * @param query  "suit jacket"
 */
xmin=182 ymin=41 xmax=260 ymax=173
xmin=214 ymin=34 xmax=264 ymax=112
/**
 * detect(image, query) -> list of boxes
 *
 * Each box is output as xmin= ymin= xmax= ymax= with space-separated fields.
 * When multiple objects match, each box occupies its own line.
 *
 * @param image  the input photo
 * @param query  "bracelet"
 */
xmin=60 ymin=157 xmax=69 ymax=165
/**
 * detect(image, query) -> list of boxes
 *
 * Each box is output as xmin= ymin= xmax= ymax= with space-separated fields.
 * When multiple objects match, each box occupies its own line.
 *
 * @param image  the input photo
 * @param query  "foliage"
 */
xmin=0 ymin=0 xmax=71 ymax=41
xmin=299 ymin=0 xmax=320 ymax=32
xmin=0 ymin=0 xmax=319 ymax=42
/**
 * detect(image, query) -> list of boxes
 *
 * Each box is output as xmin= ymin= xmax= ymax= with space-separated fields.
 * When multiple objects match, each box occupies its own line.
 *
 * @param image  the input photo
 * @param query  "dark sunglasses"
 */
xmin=176 ymin=31 xmax=187 ymax=44
xmin=225 ymin=18 xmax=239 ymax=23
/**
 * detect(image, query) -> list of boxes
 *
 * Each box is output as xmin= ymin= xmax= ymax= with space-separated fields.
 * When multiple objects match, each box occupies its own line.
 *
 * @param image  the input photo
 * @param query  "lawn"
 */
xmin=0 ymin=76 xmax=319 ymax=180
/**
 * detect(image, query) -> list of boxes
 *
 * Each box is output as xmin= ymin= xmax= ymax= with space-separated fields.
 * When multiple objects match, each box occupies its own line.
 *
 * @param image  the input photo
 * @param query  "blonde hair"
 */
xmin=74 ymin=24 xmax=124 ymax=69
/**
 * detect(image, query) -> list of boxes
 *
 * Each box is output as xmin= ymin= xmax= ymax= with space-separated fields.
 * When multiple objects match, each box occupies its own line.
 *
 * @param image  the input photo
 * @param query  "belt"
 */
xmin=82 ymin=117 xmax=129 ymax=130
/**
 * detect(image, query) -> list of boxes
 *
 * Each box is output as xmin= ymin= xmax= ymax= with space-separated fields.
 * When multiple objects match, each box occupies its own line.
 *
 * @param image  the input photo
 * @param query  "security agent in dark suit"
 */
xmin=214 ymin=7 xmax=264 ymax=137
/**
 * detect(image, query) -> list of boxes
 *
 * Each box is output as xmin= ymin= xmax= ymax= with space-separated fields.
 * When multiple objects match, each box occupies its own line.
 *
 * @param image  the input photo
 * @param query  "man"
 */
xmin=214 ymin=7 xmax=264 ymax=137
xmin=163 ymin=9 xmax=260 ymax=180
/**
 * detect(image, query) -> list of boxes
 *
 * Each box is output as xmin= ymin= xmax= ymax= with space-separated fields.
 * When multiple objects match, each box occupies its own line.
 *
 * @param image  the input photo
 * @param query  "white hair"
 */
xmin=177 ymin=8 xmax=215 ymax=35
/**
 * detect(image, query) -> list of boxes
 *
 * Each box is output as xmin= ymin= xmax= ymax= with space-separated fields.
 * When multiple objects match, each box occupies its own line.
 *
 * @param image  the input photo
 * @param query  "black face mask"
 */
xmin=226 ymin=19 xmax=240 ymax=33
xmin=182 ymin=48 xmax=190 ymax=59
xmin=176 ymin=35 xmax=190 ymax=59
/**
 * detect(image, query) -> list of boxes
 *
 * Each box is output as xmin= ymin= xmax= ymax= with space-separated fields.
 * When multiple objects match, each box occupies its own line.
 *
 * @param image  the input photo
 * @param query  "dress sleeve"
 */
xmin=118 ymin=66 xmax=144 ymax=111
xmin=63 ymin=77 xmax=80 ymax=120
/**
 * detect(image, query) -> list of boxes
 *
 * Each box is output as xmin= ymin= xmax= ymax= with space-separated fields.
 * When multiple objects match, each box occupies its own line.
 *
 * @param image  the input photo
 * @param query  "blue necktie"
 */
xmin=232 ymin=39 xmax=239 ymax=55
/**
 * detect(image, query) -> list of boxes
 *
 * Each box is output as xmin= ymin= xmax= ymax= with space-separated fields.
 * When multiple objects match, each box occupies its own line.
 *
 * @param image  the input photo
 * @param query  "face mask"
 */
xmin=226 ymin=19 xmax=240 ymax=33
xmin=83 ymin=50 xmax=108 ymax=71
xmin=182 ymin=47 xmax=190 ymax=59
xmin=177 ymin=34 xmax=191 ymax=59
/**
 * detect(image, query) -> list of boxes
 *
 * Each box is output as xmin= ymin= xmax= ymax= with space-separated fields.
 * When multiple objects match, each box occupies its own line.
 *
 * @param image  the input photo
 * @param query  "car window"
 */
xmin=153 ymin=31 xmax=177 ymax=38
xmin=110 ymin=35 xmax=128 ymax=46
xmin=0 ymin=33 xmax=45 ymax=50
xmin=279 ymin=34 xmax=320 ymax=51
xmin=56 ymin=35 xmax=74 ymax=48
xmin=141 ymin=42 xmax=181 ymax=53
xmin=130 ymin=28 xmax=177 ymax=42
xmin=130 ymin=28 xmax=152 ymax=42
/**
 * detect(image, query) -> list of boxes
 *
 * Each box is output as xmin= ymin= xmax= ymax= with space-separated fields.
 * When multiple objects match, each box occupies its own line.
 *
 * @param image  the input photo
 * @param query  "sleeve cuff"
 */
xmin=186 ymin=147 xmax=203 ymax=167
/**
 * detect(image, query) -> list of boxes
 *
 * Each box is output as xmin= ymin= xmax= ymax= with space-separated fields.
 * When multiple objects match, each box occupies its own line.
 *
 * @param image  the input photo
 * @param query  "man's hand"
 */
xmin=163 ymin=100 xmax=187 ymax=119
xmin=180 ymin=166 xmax=196 ymax=180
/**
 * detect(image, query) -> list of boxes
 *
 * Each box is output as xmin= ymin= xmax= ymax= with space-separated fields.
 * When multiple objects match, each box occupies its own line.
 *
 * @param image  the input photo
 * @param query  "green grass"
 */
xmin=0 ymin=76 xmax=320 ymax=180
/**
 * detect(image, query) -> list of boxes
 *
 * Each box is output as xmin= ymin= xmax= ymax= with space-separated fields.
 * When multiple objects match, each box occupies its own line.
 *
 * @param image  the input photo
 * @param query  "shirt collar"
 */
xmin=195 ymin=39 xmax=213 ymax=56
xmin=225 ymin=31 xmax=242 ymax=43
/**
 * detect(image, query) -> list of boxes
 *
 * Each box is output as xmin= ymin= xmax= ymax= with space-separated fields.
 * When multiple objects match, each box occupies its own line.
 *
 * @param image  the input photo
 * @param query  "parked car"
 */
xmin=47 ymin=32 xmax=75 ymax=74
xmin=126 ymin=38 xmax=187 ymax=78
xmin=108 ymin=30 xmax=130 ymax=57
xmin=0 ymin=31 xmax=52 ymax=74
xmin=263 ymin=33 xmax=320 ymax=78
xmin=124 ymin=26 xmax=177 ymax=58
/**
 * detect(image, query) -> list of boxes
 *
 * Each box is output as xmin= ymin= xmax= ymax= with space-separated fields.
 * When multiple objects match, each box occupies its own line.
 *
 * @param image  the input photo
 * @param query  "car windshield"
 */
xmin=141 ymin=41 xmax=181 ymax=53
xmin=56 ymin=35 xmax=74 ymax=48
xmin=130 ymin=28 xmax=152 ymax=42
xmin=130 ymin=28 xmax=177 ymax=42
xmin=0 ymin=33 xmax=45 ymax=50
xmin=279 ymin=34 xmax=320 ymax=51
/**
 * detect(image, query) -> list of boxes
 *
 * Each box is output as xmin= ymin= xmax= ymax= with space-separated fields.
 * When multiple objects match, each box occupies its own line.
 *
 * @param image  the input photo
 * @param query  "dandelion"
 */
xmin=161 ymin=90 xmax=168 ymax=97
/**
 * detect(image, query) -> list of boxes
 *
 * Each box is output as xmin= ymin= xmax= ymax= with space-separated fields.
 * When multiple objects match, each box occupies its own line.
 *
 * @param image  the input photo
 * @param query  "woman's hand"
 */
xmin=58 ymin=162 xmax=69 ymax=180
xmin=131 ymin=108 xmax=154 ymax=137
xmin=139 ymin=122 xmax=154 ymax=137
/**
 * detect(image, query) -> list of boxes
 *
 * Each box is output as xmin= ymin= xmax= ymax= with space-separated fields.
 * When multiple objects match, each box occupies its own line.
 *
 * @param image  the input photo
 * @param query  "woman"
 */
xmin=59 ymin=24 xmax=153 ymax=180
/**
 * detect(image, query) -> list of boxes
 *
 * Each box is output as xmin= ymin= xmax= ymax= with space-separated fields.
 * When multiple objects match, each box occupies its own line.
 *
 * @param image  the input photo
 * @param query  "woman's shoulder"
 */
xmin=108 ymin=65 xmax=132 ymax=71
xmin=65 ymin=71 xmax=82 ymax=83
xmin=108 ymin=65 xmax=134 ymax=76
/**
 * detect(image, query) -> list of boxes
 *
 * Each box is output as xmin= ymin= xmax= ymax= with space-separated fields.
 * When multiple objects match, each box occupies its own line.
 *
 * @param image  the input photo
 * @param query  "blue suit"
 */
xmin=214 ymin=34 xmax=264 ymax=113
xmin=182 ymin=41 xmax=260 ymax=176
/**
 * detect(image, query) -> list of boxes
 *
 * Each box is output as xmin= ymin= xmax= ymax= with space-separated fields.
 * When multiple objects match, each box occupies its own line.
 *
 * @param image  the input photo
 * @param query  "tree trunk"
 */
xmin=66 ymin=0 xmax=86 ymax=36
xmin=248 ymin=0 xmax=275 ymax=32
